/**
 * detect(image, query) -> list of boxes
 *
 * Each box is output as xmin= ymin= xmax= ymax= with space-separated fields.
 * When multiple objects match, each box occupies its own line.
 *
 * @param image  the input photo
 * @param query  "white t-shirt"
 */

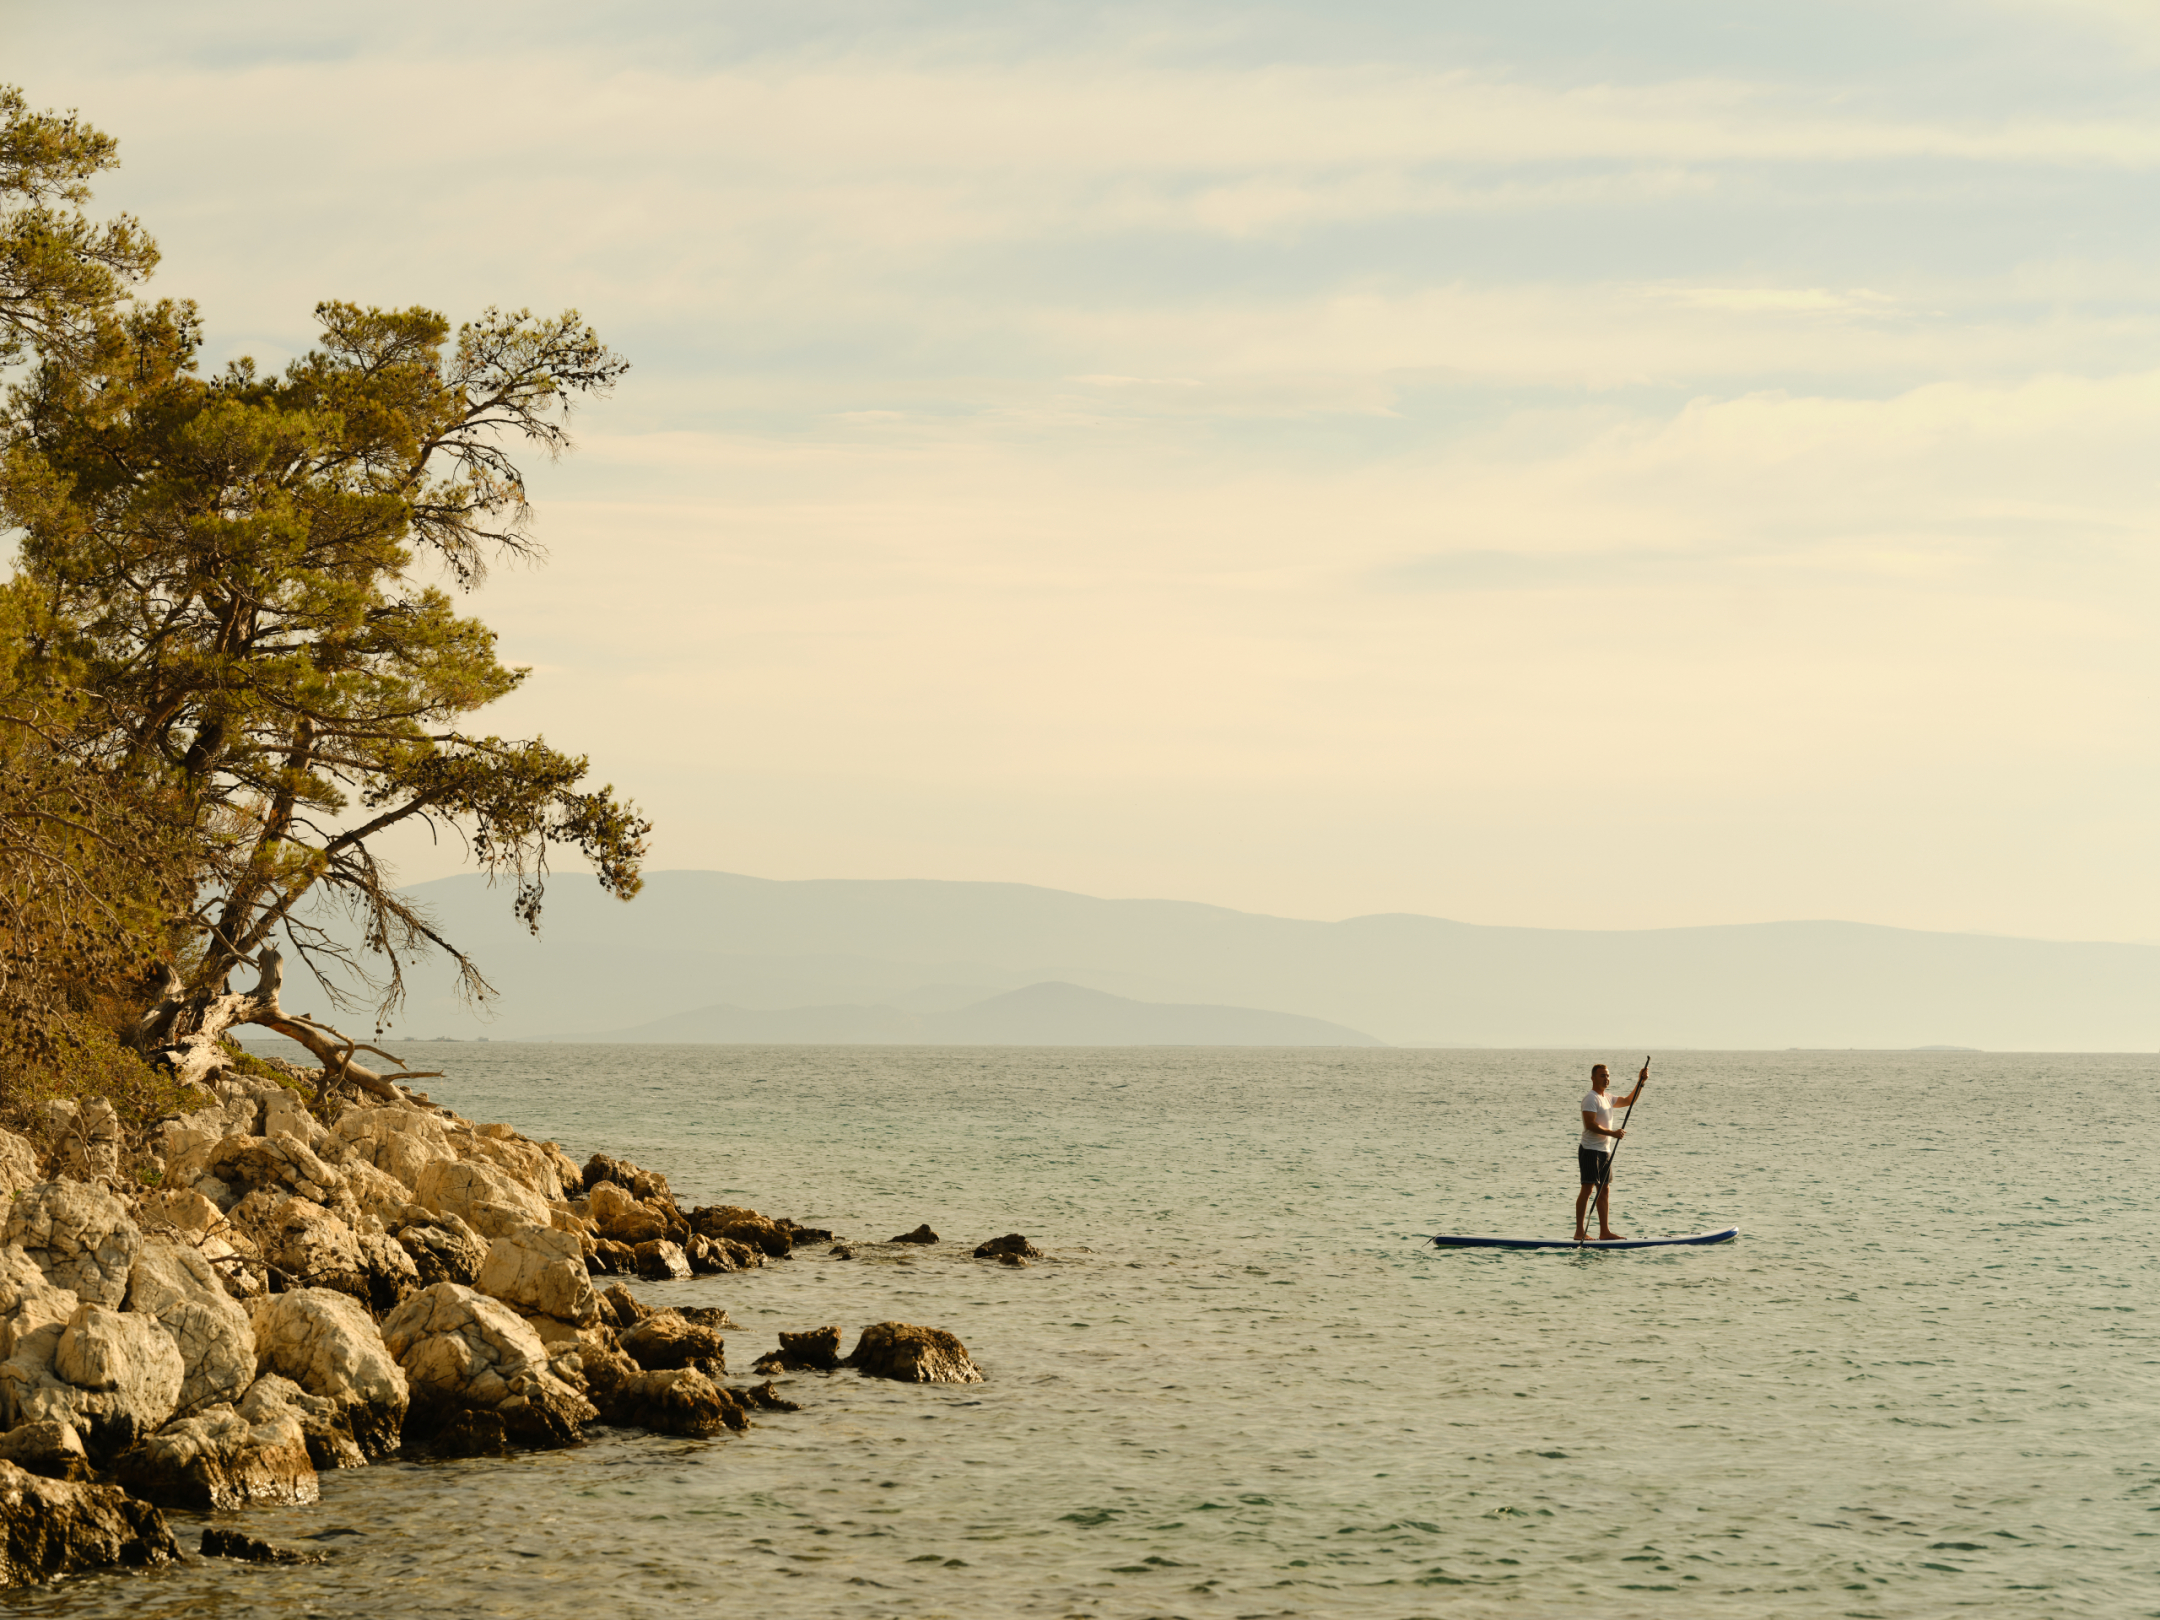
xmin=1580 ymin=1089 xmax=1616 ymax=1152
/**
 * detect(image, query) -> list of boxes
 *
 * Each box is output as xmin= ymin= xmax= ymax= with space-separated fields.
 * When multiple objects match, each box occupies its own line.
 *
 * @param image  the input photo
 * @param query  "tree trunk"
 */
xmin=139 ymin=949 xmax=404 ymax=1102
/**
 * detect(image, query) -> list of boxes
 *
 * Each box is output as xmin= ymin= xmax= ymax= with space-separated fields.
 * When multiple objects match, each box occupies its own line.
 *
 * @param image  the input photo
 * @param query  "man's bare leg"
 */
xmin=1596 ymin=1181 xmax=1623 ymax=1241
xmin=1574 ymin=1185 xmax=1592 ymax=1242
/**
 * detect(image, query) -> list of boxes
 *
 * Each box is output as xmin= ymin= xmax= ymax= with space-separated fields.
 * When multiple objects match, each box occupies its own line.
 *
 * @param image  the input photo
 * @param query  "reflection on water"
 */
xmin=8 ymin=1046 xmax=2154 ymax=1618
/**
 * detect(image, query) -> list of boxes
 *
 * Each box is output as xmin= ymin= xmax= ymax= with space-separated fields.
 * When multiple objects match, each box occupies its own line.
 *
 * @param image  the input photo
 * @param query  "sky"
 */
xmin=6 ymin=0 xmax=2157 ymax=941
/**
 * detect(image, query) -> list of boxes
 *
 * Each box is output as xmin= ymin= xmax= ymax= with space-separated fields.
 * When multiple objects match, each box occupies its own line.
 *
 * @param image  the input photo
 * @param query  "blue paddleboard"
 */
xmin=1429 ymin=1226 xmax=1738 ymax=1251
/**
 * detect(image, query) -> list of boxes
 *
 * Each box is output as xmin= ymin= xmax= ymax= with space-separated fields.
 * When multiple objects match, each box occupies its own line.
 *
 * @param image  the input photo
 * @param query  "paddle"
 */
xmin=1603 ymin=1055 xmax=1650 ymax=1179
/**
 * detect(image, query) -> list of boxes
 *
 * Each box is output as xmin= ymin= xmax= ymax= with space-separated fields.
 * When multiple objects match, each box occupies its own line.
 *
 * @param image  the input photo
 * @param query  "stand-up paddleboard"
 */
xmin=1429 ymin=1226 xmax=1738 ymax=1251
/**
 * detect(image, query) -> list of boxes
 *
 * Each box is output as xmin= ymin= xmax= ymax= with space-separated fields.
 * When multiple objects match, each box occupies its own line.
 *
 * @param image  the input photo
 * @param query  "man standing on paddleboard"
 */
xmin=1575 ymin=1061 xmax=1646 ymax=1242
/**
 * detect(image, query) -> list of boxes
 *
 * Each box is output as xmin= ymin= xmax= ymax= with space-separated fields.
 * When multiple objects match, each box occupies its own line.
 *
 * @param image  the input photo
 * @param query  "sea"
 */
xmin=6 ymin=1045 xmax=2154 ymax=1620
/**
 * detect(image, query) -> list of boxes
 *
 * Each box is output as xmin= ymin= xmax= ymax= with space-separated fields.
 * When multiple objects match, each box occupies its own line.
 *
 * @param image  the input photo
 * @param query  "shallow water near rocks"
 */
xmin=7 ymin=1046 xmax=2154 ymax=1619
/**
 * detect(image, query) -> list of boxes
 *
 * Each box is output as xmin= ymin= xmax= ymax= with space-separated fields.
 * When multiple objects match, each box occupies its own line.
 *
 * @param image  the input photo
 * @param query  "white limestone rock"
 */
xmin=204 ymin=1134 xmax=349 ymax=1209
xmin=3 ymin=1183 xmax=142 ymax=1308
xmin=327 ymin=1105 xmax=459 ymax=1194
xmin=248 ymin=1288 xmax=409 ymax=1458
xmin=380 ymin=1282 xmax=594 ymax=1450
xmin=0 ymin=1131 xmax=40 ymax=1200
xmin=238 ymin=1372 xmax=365 ymax=1470
xmin=230 ymin=1193 xmax=364 ymax=1295
xmin=477 ymin=1225 xmax=600 ymax=1326
xmin=123 ymin=1240 xmax=254 ymax=1416
xmin=412 ymin=1159 xmax=551 ymax=1240
xmin=0 ymin=1304 xmax=184 ymax=1462
xmin=133 ymin=1189 xmax=224 ymax=1238
xmin=259 ymin=1089 xmax=324 ymax=1150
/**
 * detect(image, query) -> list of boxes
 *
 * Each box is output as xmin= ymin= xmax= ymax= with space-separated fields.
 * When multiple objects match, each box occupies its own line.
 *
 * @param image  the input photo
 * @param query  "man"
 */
xmin=1574 ymin=1060 xmax=1647 ymax=1243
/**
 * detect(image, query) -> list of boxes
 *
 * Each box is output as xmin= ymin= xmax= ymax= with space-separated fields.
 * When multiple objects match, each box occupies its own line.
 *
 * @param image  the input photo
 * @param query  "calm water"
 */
xmin=8 ymin=1046 xmax=2156 ymax=1619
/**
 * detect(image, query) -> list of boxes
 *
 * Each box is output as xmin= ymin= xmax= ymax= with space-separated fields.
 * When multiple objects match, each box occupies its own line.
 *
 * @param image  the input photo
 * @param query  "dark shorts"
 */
xmin=1578 ymin=1146 xmax=1612 ymax=1187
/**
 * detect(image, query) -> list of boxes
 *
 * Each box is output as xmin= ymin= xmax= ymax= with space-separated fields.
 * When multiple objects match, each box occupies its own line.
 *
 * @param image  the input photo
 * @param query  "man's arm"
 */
xmin=1582 ymin=1110 xmax=1625 ymax=1141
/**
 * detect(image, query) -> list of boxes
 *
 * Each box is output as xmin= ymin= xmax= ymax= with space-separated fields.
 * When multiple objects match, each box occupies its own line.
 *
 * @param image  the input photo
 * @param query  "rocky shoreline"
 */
xmin=0 ymin=1063 xmax=992 ymax=1586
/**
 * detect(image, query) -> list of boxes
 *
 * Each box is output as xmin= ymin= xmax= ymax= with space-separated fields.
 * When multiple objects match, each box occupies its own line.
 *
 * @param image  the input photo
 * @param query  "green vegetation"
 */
xmin=0 ymin=86 xmax=647 ymax=1128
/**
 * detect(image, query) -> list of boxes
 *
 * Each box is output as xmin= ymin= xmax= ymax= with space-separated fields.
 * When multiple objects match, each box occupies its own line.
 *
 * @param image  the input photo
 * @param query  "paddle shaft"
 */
xmin=1601 ymin=1057 xmax=1651 ymax=1181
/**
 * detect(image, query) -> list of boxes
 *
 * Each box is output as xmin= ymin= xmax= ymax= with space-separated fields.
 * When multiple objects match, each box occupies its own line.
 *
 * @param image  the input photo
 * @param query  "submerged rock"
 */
xmin=972 ymin=1233 xmax=1042 ymax=1260
xmin=200 ymin=1525 xmax=325 ymax=1564
xmin=753 ymin=1326 xmax=841 ymax=1374
xmin=618 ymin=1311 xmax=724 ymax=1375
xmin=632 ymin=1240 xmax=690 ymax=1282
xmin=889 ymin=1224 xmax=939 ymax=1246
xmin=688 ymin=1205 xmax=791 ymax=1258
xmin=844 ymin=1322 xmax=984 ymax=1385
xmin=0 ymin=1458 xmax=179 ymax=1586
xmin=606 ymin=1368 xmax=742 ymax=1437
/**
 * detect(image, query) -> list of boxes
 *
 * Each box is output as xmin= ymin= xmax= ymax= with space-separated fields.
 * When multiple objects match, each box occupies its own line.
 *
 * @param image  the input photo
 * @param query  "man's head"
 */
xmin=1591 ymin=1064 xmax=1610 ymax=1092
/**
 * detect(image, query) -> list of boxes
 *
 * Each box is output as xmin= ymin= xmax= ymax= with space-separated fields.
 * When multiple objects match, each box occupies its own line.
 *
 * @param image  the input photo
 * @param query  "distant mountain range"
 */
xmin=296 ymin=870 xmax=2158 ymax=1051
xmin=565 ymin=980 xmax=1380 ymax=1046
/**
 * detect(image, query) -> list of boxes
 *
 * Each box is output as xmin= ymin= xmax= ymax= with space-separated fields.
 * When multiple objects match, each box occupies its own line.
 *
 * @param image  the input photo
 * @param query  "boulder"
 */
xmin=4 ymin=1183 xmax=142 ymax=1307
xmin=0 ymin=1305 xmax=184 ymax=1461
xmin=393 ymin=1215 xmax=486 ymax=1288
xmin=586 ymin=1181 xmax=667 ymax=1245
xmin=0 ymin=1458 xmax=179 ymax=1585
xmin=844 ymin=1322 xmax=984 ymax=1385
xmin=633 ymin=1240 xmax=690 ymax=1282
xmin=355 ymin=1229 xmax=422 ymax=1313
xmin=412 ymin=1159 xmax=551 ymax=1240
xmin=0 ymin=1133 xmax=39 ymax=1200
xmin=973 ymin=1233 xmax=1043 ymax=1260
xmin=689 ymin=1204 xmax=792 ymax=1258
xmin=248 ymin=1289 xmax=409 ymax=1459
xmin=587 ymin=1239 xmax=637 ymax=1275
xmin=477 ymin=1226 xmax=600 ymax=1326
xmin=753 ymin=1326 xmax=841 ymax=1374
xmin=0 ymin=1247 xmax=78 ymax=1359
xmin=231 ymin=1193 xmax=364 ymax=1296
xmin=519 ymin=1315 xmax=636 ymax=1407
xmin=123 ymin=1240 xmax=254 ymax=1416
xmin=461 ymin=1129 xmax=571 ymax=1202
xmin=259 ymin=1089 xmax=324 ymax=1149
xmin=618 ymin=1311 xmax=724 ymax=1374
xmin=0 ymin=1421 xmax=91 ymax=1483
xmin=326 ymin=1105 xmax=458 ymax=1192
xmin=109 ymin=1396 xmax=318 ymax=1511
xmin=581 ymin=1153 xmax=674 ymax=1206
xmin=379 ymin=1283 xmax=595 ymax=1454
xmin=205 ymin=1134 xmax=349 ymax=1208
xmin=778 ymin=1219 xmax=833 ymax=1244
xmin=889 ymin=1223 xmax=939 ymax=1245
xmin=598 ymin=1283 xmax=650 ymax=1331
xmin=134 ymin=1189 xmax=224 ymax=1238
xmin=605 ymin=1368 xmax=742 ymax=1437
xmin=739 ymin=1380 xmax=800 ymax=1412
xmin=340 ymin=1160 xmax=418 ymax=1228
xmin=239 ymin=1373 xmax=365 ymax=1471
